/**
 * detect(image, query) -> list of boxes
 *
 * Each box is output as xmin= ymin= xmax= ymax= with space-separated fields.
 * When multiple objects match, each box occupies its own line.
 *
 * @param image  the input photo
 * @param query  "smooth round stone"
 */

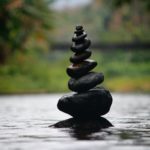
xmin=74 ymin=29 xmax=84 ymax=35
xmin=57 ymin=87 xmax=113 ymax=119
xmin=74 ymin=25 xmax=84 ymax=35
xmin=71 ymin=39 xmax=91 ymax=53
xmin=70 ymin=50 xmax=91 ymax=63
xmin=76 ymin=25 xmax=83 ymax=30
xmin=66 ymin=59 xmax=97 ymax=78
xmin=68 ymin=72 xmax=104 ymax=92
xmin=72 ymin=33 xmax=87 ymax=42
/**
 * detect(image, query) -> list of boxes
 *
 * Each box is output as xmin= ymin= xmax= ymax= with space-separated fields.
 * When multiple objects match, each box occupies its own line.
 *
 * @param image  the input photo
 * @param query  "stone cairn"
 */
xmin=57 ymin=25 xmax=113 ymax=119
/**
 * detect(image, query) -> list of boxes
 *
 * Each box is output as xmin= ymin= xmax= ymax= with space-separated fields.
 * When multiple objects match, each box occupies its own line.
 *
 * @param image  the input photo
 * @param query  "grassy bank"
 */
xmin=0 ymin=50 xmax=149 ymax=94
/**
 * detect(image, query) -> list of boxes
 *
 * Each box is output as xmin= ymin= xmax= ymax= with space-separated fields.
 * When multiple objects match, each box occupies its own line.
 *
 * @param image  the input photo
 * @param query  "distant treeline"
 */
xmin=51 ymin=42 xmax=150 ymax=51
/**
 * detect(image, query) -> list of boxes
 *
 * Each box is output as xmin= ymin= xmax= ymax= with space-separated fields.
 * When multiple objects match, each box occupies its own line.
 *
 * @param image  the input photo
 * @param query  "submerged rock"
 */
xmin=57 ymin=87 xmax=112 ymax=119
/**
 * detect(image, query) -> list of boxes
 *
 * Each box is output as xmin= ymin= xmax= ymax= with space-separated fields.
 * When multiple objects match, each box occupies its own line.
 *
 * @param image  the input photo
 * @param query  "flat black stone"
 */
xmin=71 ymin=39 xmax=91 ymax=53
xmin=74 ymin=25 xmax=84 ymax=35
xmin=67 ymin=59 xmax=97 ymax=78
xmin=76 ymin=25 xmax=83 ymax=30
xmin=68 ymin=72 xmax=104 ymax=92
xmin=72 ymin=33 xmax=87 ymax=42
xmin=57 ymin=87 xmax=113 ymax=119
xmin=74 ymin=29 xmax=84 ymax=35
xmin=70 ymin=50 xmax=91 ymax=63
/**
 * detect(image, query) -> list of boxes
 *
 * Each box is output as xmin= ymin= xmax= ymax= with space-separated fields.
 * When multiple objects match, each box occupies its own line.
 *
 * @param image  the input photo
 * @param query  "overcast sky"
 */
xmin=52 ymin=0 xmax=92 ymax=10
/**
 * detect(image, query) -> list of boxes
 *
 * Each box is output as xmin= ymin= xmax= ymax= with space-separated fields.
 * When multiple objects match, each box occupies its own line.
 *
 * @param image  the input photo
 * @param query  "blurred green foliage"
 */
xmin=0 ymin=0 xmax=53 ymax=64
xmin=0 ymin=0 xmax=150 ymax=93
xmin=0 ymin=50 xmax=149 ymax=94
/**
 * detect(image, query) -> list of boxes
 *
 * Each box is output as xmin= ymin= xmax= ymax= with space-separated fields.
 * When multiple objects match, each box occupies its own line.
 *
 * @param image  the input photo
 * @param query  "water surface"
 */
xmin=0 ymin=93 xmax=150 ymax=150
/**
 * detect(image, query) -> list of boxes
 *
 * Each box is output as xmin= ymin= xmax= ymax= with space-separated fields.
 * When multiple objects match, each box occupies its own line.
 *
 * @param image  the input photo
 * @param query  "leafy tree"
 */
xmin=111 ymin=0 xmax=150 ymax=11
xmin=101 ymin=0 xmax=150 ymax=42
xmin=0 ymin=0 xmax=53 ymax=64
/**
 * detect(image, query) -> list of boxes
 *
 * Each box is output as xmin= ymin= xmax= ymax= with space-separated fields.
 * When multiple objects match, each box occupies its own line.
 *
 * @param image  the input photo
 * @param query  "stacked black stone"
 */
xmin=57 ymin=25 xmax=113 ymax=119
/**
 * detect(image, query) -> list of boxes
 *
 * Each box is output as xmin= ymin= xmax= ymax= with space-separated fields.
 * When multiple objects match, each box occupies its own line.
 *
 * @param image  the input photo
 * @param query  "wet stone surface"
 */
xmin=66 ymin=59 xmax=97 ymax=78
xmin=0 ymin=93 xmax=150 ymax=150
xmin=57 ymin=87 xmax=112 ymax=118
xmin=68 ymin=72 xmax=104 ymax=92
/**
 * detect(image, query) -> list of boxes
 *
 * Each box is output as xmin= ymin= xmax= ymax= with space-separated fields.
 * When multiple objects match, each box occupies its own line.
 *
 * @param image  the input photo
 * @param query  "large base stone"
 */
xmin=57 ymin=87 xmax=113 ymax=119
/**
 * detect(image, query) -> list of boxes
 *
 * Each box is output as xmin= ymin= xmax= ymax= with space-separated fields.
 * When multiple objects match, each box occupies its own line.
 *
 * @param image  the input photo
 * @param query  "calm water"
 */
xmin=0 ymin=93 xmax=150 ymax=150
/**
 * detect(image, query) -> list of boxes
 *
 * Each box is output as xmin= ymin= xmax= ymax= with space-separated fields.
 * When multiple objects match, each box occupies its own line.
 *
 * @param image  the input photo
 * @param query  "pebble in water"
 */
xmin=57 ymin=25 xmax=113 ymax=119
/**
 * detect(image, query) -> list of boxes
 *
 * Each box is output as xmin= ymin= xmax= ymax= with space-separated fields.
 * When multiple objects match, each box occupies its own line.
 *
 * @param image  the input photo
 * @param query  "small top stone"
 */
xmin=76 ymin=25 xmax=83 ymax=30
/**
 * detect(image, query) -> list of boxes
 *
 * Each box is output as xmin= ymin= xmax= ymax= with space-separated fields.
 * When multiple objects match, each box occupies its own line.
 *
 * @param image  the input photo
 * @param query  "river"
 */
xmin=0 ymin=93 xmax=150 ymax=150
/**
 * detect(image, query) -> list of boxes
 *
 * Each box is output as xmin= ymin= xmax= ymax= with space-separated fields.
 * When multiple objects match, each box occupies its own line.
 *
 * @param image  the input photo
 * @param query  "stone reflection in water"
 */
xmin=50 ymin=117 xmax=113 ymax=140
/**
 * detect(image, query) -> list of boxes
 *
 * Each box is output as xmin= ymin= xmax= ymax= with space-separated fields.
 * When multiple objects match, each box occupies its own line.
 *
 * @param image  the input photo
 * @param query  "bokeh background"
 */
xmin=0 ymin=0 xmax=150 ymax=94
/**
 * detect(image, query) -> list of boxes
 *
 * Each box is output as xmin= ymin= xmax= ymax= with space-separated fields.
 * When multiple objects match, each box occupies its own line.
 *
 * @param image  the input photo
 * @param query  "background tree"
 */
xmin=0 ymin=0 xmax=53 ymax=64
xmin=101 ymin=0 xmax=150 ymax=41
xmin=110 ymin=0 xmax=150 ymax=11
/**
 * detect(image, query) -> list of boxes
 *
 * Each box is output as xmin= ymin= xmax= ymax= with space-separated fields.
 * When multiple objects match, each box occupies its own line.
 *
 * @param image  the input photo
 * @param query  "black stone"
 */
xmin=74 ymin=29 xmax=84 ymax=35
xmin=74 ymin=26 xmax=83 ymax=34
xmin=66 ymin=59 xmax=97 ymax=78
xmin=68 ymin=72 xmax=104 ymax=92
xmin=70 ymin=50 xmax=91 ymax=63
xmin=57 ymin=87 xmax=112 ymax=119
xmin=76 ymin=25 xmax=83 ymax=30
xmin=71 ymin=39 xmax=91 ymax=53
xmin=72 ymin=33 xmax=87 ymax=42
xmin=57 ymin=25 xmax=113 ymax=120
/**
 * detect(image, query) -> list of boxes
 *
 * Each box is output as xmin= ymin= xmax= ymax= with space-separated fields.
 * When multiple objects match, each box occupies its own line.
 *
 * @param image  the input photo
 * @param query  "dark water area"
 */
xmin=0 ymin=93 xmax=150 ymax=150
